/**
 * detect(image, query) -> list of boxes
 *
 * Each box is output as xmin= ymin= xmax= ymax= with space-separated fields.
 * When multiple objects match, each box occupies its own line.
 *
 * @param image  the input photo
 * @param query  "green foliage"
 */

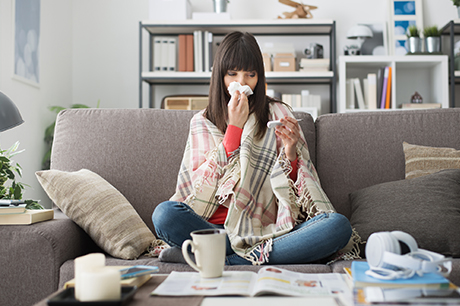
xmin=452 ymin=0 xmax=460 ymax=7
xmin=423 ymin=25 xmax=441 ymax=37
xmin=42 ymin=101 xmax=100 ymax=170
xmin=406 ymin=25 xmax=420 ymax=38
xmin=0 ymin=142 xmax=43 ymax=209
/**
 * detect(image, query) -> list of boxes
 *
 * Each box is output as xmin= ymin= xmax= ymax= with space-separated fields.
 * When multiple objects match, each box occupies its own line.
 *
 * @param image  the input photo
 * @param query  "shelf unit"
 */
xmin=338 ymin=55 xmax=449 ymax=113
xmin=441 ymin=20 xmax=460 ymax=107
xmin=139 ymin=19 xmax=337 ymax=111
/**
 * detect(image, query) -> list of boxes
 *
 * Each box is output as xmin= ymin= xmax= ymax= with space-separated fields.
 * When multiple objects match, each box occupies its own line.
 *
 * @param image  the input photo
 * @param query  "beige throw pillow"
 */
xmin=36 ymin=169 xmax=155 ymax=260
xmin=403 ymin=142 xmax=460 ymax=179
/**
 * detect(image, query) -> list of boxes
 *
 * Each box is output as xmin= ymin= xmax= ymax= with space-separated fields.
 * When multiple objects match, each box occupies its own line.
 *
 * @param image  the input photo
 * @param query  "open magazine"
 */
xmin=151 ymin=266 xmax=352 ymax=300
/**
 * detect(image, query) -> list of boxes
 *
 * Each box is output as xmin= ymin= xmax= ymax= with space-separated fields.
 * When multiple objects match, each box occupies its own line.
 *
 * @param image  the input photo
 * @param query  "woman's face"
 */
xmin=224 ymin=69 xmax=258 ymax=94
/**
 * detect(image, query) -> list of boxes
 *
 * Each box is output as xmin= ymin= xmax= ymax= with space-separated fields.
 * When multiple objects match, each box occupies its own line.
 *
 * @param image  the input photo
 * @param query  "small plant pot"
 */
xmin=213 ymin=0 xmax=229 ymax=13
xmin=425 ymin=37 xmax=440 ymax=53
xmin=407 ymin=37 xmax=422 ymax=53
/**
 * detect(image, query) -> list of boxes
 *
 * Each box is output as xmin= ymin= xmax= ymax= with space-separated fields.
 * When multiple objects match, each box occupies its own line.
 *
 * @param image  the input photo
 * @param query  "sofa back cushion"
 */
xmin=315 ymin=108 xmax=460 ymax=219
xmin=51 ymin=109 xmax=315 ymax=233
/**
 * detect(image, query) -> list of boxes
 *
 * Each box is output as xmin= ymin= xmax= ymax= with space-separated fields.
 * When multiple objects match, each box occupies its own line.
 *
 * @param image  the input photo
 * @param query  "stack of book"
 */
xmin=348 ymin=261 xmax=459 ymax=305
xmin=0 ymin=201 xmax=53 ymax=225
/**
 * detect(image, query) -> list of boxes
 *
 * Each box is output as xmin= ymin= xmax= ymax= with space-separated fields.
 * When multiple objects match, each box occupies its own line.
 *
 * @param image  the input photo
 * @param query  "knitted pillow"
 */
xmin=403 ymin=142 xmax=460 ymax=179
xmin=350 ymin=169 xmax=460 ymax=257
xmin=36 ymin=169 xmax=155 ymax=260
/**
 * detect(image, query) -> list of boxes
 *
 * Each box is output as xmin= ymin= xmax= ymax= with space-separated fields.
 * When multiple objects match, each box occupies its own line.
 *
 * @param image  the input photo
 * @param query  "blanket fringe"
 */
xmin=146 ymin=239 xmax=170 ymax=257
xmin=326 ymin=227 xmax=363 ymax=265
xmin=242 ymin=239 xmax=273 ymax=265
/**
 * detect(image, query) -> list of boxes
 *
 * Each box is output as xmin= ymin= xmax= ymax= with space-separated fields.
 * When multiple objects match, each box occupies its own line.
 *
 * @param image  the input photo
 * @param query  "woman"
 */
xmin=152 ymin=31 xmax=360 ymax=265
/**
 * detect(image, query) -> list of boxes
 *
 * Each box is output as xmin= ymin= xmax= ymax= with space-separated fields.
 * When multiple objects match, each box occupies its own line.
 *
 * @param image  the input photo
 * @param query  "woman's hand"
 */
xmin=227 ymin=90 xmax=249 ymax=129
xmin=275 ymin=116 xmax=300 ymax=161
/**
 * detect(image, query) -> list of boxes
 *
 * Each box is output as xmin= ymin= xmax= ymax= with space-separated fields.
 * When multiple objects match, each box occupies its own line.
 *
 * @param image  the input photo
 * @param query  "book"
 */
xmin=193 ymin=30 xmax=203 ymax=72
xmin=178 ymin=34 xmax=187 ymax=72
xmin=204 ymin=31 xmax=213 ymax=72
xmin=151 ymin=266 xmax=352 ymax=300
xmin=354 ymin=78 xmax=366 ymax=109
xmin=367 ymin=73 xmax=377 ymax=110
xmin=0 ymin=209 xmax=54 ymax=225
xmin=376 ymin=67 xmax=385 ymax=109
xmin=401 ymin=103 xmax=442 ymax=109
xmin=64 ymin=266 xmax=152 ymax=289
xmin=354 ymin=287 xmax=460 ymax=305
xmin=346 ymin=78 xmax=355 ymax=109
xmin=0 ymin=203 xmax=26 ymax=214
xmin=351 ymin=261 xmax=451 ymax=289
xmin=384 ymin=66 xmax=392 ymax=109
xmin=380 ymin=66 xmax=389 ymax=109
xmin=185 ymin=34 xmax=194 ymax=72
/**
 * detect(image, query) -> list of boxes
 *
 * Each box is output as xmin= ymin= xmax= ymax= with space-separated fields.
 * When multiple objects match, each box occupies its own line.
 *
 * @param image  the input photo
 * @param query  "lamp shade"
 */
xmin=347 ymin=25 xmax=373 ymax=39
xmin=0 ymin=92 xmax=24 ymax=132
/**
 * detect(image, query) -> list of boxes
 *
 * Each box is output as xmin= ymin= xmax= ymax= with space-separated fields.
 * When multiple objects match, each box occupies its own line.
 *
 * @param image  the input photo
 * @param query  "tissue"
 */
xmin=227 ymin=81 xmax=253 ymax=97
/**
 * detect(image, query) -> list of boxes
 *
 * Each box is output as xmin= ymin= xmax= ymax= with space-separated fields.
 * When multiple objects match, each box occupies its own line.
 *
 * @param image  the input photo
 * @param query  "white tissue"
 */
xmin=227 ymin=81 xmax=253 ymax=97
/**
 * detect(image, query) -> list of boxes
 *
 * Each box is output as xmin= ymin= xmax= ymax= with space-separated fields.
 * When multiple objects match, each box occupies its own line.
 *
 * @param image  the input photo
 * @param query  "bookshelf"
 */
xmin=441 ymin=20 xmax=460 ymax=107
xmin=338 ymin=55 xmax=449 ymax=113
xmin=139 ymin=19 xmax=337 ymax=111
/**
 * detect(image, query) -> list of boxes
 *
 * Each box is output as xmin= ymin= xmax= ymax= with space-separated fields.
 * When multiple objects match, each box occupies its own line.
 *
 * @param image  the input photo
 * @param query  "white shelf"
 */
xmin=338 ymin=55 xmax=449 ymax=113
xmin=141 ymin=71 xmax=334 ymax=85
xmin=141 ymin=19 xmax=335 ymax=35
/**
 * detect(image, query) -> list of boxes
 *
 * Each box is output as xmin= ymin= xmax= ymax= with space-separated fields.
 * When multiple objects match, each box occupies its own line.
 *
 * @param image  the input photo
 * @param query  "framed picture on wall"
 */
xmin=13 ymin=0 xmax=41 ymax=87
xmin=359 ymin=23 xmax=389 ymax=56
xmin=387 ymin=0 xmax=423 ymax=55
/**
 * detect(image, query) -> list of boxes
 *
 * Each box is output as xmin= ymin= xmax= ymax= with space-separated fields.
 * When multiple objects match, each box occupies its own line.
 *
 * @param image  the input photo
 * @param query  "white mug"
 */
xmin=182 ymin=229 xmax=227 ymax=278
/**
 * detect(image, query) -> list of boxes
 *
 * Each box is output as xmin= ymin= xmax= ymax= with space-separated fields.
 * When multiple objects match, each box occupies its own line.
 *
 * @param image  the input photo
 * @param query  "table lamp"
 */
xmin=0 ymin=92 xmax=24 ymax=132
xmin=346 ymin=25 xmax=373 ymax=55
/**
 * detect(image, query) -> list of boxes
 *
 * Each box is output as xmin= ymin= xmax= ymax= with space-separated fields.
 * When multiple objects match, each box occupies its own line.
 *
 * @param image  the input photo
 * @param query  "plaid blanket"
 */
xmin=170 ymin=102 xmax=359 ymax=264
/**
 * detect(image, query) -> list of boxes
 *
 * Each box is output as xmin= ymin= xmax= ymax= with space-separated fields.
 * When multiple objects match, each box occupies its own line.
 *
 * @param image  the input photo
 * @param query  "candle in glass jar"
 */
xmin=79 ymin=267 xmax=121 ymax=301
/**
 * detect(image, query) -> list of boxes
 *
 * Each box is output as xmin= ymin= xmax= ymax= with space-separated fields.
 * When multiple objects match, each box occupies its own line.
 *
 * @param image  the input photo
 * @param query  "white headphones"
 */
xmin=365 ymin=231 xmax=452 ymax=280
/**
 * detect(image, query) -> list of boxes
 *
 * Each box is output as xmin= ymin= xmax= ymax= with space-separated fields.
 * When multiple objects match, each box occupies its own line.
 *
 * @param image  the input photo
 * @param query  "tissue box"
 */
xmin=149 ymin=0 xmax=191 ymax=20
xmin=273 ymin=53 xmax=296 ymax=72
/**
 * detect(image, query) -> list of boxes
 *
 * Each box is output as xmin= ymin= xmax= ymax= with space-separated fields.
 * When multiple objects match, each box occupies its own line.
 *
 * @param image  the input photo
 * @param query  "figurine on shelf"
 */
xmin=277 ymin=0 xmax=317 ymax=19
xmin=411 ymin=91 xmax=423 ymax=104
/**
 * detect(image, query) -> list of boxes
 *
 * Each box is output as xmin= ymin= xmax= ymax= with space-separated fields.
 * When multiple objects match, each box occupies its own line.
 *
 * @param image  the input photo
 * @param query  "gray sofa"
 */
xmin=2 ymin=108 xmax=460 ymax=306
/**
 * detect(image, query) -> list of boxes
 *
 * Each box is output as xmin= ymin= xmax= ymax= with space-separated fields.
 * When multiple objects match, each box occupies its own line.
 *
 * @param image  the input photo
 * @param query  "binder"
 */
xmin=153 ymin=36 xmax=162 ymax=71
xmin=178 ymin=35 xmax=187 ymax=72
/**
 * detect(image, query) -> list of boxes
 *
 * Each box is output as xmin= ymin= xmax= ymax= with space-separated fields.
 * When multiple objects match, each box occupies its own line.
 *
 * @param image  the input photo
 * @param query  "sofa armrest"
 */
xmin=0 ymin=209 xmax=99 ymax=306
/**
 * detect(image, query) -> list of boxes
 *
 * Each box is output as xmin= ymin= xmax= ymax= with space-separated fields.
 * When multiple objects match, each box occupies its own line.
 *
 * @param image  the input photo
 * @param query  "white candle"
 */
xmin=79 ymin=267 xmax=121 ymax=301
xmin=74 ymin=253 xmax=105 ymax=300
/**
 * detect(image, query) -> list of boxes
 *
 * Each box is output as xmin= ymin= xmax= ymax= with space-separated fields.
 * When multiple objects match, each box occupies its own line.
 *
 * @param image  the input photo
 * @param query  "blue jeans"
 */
xmin=152 ymin=201 xmax=352 ymax=265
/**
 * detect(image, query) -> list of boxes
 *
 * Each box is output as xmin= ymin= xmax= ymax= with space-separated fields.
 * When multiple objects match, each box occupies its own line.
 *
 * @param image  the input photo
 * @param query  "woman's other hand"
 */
xmin=275 ymin=116 xmax=300 ymax=161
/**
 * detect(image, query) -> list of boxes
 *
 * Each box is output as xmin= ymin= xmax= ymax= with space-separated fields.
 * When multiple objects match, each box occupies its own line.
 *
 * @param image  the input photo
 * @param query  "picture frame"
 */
xmin=12 ymin=0 xmax=41 ymax=87
xmin=358 ymin=23 xmax=389 ymax=56
xmin=387 ymin=0 xmax=424 ymax=55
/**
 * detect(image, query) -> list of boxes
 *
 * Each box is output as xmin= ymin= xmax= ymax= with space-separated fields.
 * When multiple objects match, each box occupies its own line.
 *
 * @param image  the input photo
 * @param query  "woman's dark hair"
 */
xmin=205 ymin=31 xmax=273 ymax=139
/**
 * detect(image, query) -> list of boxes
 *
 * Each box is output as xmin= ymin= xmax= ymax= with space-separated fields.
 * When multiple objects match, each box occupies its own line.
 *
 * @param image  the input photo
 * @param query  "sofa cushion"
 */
xmin=349 ymin=169 xmax=460 ymax=257
xmin=36 ymin=169 xmax=156 ymax=260
xmin=403 ymin=142 xmax=460 ymax=180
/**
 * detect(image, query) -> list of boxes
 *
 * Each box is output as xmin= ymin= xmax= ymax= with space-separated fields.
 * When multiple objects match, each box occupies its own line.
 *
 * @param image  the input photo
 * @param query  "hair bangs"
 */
xmin=222 ymin=40 xmax=260 ymax=73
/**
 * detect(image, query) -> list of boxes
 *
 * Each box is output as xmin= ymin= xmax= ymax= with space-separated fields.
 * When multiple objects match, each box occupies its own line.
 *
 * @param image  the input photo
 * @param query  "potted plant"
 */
xmin=451 ymin=0 xmax=460 ymax=18
xmin=423 ymin=25 xmax=441 ymax=53
xmin=406 ymin=25 xmax=422 ymax=53
xmin=0 ymin=142 xmax=43 ymax=209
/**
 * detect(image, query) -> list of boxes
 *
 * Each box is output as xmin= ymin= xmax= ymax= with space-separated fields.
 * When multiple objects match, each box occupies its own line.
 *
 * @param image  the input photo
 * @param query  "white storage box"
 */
xmin=149 ymin=0 xmax=192 ymax=20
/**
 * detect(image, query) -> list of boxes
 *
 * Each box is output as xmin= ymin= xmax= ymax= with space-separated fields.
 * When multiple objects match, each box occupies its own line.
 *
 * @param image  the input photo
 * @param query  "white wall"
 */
xmin=0 ymin=0 xmax=73 ymax=208
xmin=0 ymin=0 xmax=457 ymax=207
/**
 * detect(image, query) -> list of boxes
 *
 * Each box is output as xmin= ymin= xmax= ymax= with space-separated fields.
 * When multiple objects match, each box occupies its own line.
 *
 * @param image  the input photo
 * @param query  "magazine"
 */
xmin=151 ymin=266 xmax=352 ymax=300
